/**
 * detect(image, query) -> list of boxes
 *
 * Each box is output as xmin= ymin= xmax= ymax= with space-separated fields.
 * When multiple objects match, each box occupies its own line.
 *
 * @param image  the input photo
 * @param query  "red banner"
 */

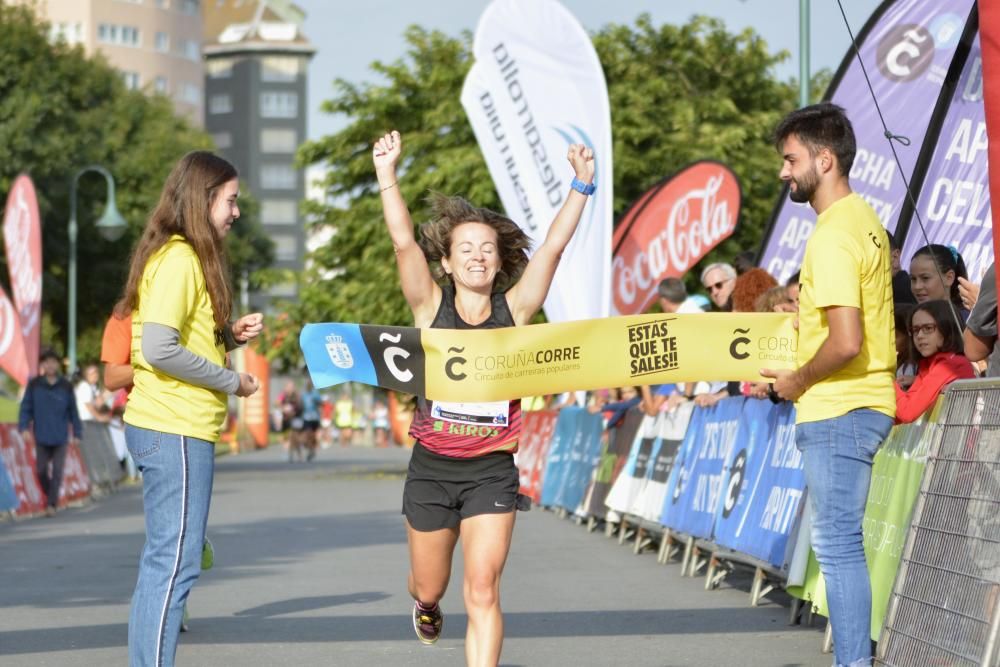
xmin=243 ymin=345 xmax=270 ymax=448
xmin=3 ymin=174 xmax=42 ymax=379
xmin=611 ymin=161 xmax=741 ymax=315
xmin=388 ymin=392 xmax=415 ymax=448
xmin=0 ymin=425 xmax=90 ymax=515
xmin=0 ymin=425 xmax=45 ymax=514
xmin=0 ymin=286 xmax=28 ymax=386
xmin=981 ymin=2 xmax=1000 ymax=298
xmin=515 ymin=409 xmax=558 ymax=502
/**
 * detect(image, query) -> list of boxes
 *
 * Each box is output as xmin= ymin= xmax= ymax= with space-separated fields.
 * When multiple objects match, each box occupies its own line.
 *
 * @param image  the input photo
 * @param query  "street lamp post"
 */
xmin=800 ymin=0 xmax=811 ymax=108
xmin=68 ymin=165 xmax=127 ymax=374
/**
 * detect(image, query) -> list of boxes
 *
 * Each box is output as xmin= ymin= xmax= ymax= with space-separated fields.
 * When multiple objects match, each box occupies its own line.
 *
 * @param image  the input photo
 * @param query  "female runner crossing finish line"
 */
xmin=373 ymin=129 xmax=594 ymax=666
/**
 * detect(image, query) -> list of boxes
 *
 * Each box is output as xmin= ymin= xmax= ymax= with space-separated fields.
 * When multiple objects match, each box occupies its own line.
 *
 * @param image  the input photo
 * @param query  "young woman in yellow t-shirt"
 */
xmin=117 ymin=151 xmax=263 ymax=667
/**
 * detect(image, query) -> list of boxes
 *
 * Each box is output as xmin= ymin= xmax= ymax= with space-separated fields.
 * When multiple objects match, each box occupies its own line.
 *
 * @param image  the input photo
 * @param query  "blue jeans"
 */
xmin=796 ymin=408 xmax=893 ymax=667
xmin=125 ymin=425 xmax=215 ymax=667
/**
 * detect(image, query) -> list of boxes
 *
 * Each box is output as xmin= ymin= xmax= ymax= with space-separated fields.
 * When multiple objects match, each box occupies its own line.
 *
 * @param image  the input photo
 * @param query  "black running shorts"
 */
xmin=403 ymin=442 xmax=531 ymax=532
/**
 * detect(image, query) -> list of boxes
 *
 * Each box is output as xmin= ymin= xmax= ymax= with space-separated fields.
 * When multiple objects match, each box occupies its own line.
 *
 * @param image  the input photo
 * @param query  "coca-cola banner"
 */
xmin=611 ymin=161 xmax=741 ymax=316
xmin=900 ymin=35 xmax=990 ymax=282
xmin=760 ymin=0 xmax=976 ymax=283
xmin=3 ymin=174 xmax=42 ymax=378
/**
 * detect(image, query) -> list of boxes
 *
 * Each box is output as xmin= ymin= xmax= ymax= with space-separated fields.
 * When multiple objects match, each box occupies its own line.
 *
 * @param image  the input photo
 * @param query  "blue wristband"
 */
xmin=570 ymin=177 xmax=596 ymax=196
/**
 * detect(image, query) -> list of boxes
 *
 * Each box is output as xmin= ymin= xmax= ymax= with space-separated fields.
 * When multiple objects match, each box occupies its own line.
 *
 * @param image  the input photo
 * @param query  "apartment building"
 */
xmin=19 ymin=0 xmax=205 ymax=126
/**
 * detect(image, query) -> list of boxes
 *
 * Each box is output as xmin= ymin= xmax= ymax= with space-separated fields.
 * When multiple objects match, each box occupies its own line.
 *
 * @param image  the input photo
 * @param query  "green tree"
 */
xmin=0 ymin=4 xmax=273 ymax=367
xmin=279 ymin=15 xmax=815 ymax=366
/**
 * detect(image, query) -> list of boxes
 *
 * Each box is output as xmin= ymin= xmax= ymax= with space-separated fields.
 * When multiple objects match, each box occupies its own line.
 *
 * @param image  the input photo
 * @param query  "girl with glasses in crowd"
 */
xmin=895 ymin=299 xmax=975 ymax=424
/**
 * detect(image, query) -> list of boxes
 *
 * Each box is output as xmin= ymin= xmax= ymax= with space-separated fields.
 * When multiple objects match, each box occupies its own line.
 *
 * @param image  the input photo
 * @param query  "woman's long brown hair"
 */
xmin=116 ymin=151 xmax=237 ymax=330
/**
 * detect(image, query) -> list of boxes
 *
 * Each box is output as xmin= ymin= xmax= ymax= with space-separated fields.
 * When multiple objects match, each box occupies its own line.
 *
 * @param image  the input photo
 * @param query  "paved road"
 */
xmin=0 ymin=445 xmax=832 ymax=666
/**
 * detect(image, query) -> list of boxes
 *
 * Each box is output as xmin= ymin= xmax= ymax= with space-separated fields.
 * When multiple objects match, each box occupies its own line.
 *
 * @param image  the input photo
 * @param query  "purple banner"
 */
xmin=900 ymin=36 xmax=990 ymax=283
xmin=761 ymin=0 xmax=975 ymax=283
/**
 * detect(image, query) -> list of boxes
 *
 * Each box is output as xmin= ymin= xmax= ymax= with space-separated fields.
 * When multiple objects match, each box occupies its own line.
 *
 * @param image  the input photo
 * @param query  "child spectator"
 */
xmin=909 ymin=244 xmax=969 ymax=321
xmin=894 ymin=303 xmax=918 ymax=389
xmin=895 ymin=300 xmax=975 ymax=424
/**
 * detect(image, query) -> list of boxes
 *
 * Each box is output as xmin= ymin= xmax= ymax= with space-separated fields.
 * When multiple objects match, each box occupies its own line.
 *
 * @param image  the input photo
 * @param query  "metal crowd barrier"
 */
xmin=877 ymin=379 xmax=1000 ymax=667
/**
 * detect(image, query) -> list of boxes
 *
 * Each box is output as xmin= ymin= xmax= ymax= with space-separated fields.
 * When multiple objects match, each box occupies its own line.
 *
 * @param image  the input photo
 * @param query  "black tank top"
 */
xmin=409 ymin=285 xmax=522 ymax=458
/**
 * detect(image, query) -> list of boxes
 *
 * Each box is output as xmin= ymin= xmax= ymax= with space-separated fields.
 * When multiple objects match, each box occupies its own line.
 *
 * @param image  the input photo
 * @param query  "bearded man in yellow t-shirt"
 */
xmin=762 ymin=103 xmax=895 ymax=667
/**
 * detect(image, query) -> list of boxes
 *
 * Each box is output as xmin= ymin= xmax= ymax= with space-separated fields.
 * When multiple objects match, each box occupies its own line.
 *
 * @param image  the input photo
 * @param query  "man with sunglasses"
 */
xmin=762 ymin=103 xmax=895 ymax=667
xmin=700 ymin=262 xmax=737 ymax=311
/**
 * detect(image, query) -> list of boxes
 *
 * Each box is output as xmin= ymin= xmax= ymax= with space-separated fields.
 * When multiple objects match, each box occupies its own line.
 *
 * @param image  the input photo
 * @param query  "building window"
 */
xmin=209 ymin=94 xmax=232 ymax=114
xmin=180 ymin=83 xmax=201 ymax=105
xmin=261 ymin=128 xmax=297 ymax=153
xmin=212 ymin=132 xmax=232 ymax=149
xmin=260 ymin=56 xmax=300 ymax=82
xmin=272 ymin=235 xmax=299 ymax=262
xmin=179 ymin=39 xmax=200 ymax=62
xmin=121 ymin=71 xmax=140 ymax=89
xmin=260 ymin=164 xmax=297 ymax=190
xmin=155 ymin=32 xmax=169 ymax=52
xmin=182 ymin=0 xmax=199 ymax=15
xmin=260 ymin=200 xmax=297 ymax=225
xmin=98 ymin=24 xmax=141 ymax=47
xmin=154 ymin=76 xmax=168 ymax=93
xmin=260 ymin=92 xmax=298 ymax=119
xmin=49 ymin=22 xmax=83 ymax=45
xmin=207 ymin=58 xmax=234 ymax=78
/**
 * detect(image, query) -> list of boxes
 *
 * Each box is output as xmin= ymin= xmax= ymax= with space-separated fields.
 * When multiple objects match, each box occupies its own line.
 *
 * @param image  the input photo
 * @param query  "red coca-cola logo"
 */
xmin=612 ymin=161 xmax=741 ymax=315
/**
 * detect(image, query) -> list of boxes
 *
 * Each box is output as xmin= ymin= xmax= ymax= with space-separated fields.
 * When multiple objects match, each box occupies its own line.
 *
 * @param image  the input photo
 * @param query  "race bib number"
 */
xmin=431 ymin=401 xmax=510 ymax=428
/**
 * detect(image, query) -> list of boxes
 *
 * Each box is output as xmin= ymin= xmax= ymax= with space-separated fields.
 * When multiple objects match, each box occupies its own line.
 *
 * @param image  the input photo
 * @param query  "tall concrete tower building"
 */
xmin=202 ymin=0 xmax=315 ymax=309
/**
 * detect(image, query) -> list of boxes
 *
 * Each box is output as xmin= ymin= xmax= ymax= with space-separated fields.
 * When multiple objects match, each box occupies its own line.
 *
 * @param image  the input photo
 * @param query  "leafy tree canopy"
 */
xmin=0 ymin=3 xmax=273 ymax=367
xmin=275 ymin=14 xmax=825 ymax=367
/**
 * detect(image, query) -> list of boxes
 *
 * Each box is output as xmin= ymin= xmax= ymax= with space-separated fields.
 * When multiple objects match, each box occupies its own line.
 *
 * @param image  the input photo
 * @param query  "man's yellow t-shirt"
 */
xmin=124 ymin=236 xmax=229 ymax=442
xmin=795 ymin=193 xmax=896 ymax=424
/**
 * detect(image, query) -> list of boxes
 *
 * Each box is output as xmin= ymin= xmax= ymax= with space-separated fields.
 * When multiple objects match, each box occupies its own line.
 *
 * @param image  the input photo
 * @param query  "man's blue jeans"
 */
xmin=125 ymin=425 xmax=215 ymax=667
xmin=796 ymin=408 xmax=893 ymax=667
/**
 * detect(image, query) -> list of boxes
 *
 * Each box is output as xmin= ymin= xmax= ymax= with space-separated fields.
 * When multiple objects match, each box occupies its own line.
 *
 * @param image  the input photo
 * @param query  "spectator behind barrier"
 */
xmin=785 ymin=270 xmax=800 ymax=310
xmin=964 ymin=262 xmax=1000 ymax=377
xmin=722 ymin=268 xmax=781 ymax=403
xmin=731 ymin=268 xmax=778 ymax=313
xmin=910 ymin=244 xmax=969 ymax=322
xmin=890 ymin=236 xmax=916 ymax=304
xmin=700 ymin=262 xmax=736 ymax=311
xmin=895 ymin=300 xmax=975 ymax=424
xmin=733 ymin=249 xmax=757 ymax=275
xmin=894 ymin=303 xmax=917 ymax=389
xmin=756 ymin=286 xmax=796 ymax=313
xmin=656 ymin=277 xmax=702 ymax=314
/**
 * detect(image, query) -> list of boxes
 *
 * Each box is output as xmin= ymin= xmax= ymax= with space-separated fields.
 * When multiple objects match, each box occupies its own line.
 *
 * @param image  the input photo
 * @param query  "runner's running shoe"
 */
xmin=412 ymin=601 xmax=443 ymax=645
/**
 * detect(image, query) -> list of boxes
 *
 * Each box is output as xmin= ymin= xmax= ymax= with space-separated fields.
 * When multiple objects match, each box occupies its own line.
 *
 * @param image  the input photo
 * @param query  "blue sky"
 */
xmin=294 ymin=0 xmax=883 ymax=141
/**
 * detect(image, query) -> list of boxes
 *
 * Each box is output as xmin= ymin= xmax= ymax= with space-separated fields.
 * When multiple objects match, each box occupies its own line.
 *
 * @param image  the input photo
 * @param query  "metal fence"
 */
xmin=877 ymin=379 xmax=1000 ymax=667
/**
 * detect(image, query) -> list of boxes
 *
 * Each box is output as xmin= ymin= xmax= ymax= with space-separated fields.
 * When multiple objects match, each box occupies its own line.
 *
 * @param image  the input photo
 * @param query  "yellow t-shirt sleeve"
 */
xmin=141 ymin=247 xmax=200 ymax=330
xmin=809 ymin=230 xmax=861 ymax=309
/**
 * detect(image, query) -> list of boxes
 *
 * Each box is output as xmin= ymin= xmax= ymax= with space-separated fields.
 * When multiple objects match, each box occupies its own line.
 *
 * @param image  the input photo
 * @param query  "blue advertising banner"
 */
xmin=661 ymin=397 xmax=744 ymax=539
xmin=539 ymin=407 xmax=582 ymax=507
xmin=552 ymin=411 xmax=604 ymax=512
xmin=0 ymin=455 xmax=17 ymax=511
xmin=713 ymin=400 xmax=805 ymax=569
